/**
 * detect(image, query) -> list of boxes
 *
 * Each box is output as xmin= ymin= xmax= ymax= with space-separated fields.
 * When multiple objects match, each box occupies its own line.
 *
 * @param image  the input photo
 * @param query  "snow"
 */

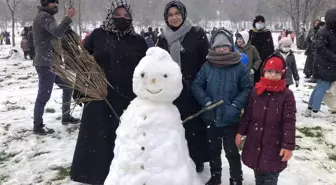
xmin=0 ymin=41 xmax=336 ymax=185
xmin=105 ymin=47 xmax=201 ymax=185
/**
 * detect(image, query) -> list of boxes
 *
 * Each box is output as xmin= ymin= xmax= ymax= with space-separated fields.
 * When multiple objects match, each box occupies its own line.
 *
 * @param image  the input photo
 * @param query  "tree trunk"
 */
xmin=11 ymin=10 xmax=15 ymax=47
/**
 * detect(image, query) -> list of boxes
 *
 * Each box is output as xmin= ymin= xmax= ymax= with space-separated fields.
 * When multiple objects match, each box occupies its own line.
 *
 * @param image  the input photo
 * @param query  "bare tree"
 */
xmin=274 ymin=0 xmax=327 ymax=38
xmin=4 ymin=0 xmax=23 ymax=46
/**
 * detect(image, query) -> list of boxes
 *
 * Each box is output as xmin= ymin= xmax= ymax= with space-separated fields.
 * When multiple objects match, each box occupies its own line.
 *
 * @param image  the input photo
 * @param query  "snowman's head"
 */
xmin=133 ymin=47 xmax=183 ymax=103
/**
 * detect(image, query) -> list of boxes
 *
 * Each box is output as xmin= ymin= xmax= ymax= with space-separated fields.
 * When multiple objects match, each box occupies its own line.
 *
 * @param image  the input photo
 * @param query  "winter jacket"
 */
xmin=191 ymin=28 xmax=252 ymax=127
xmin=249 ymin=28 xmax=275 ymax=83
xmin=145 ymin=37 xmax=154 ymax=47
xmin=157 ymin=26 xmax=210 ymax=164
xmin=32 ymin=6 xmax=72 ymax=67
xmin=70 ymin=28 xmax=148 ymax=184
xmin=238 ymin=55 xmax=296 ymax=173
xmin=237 ymin=43 xmax=262 ymax=84
xmin=313 ymin=9 xmax=336 ymax=82
xmin=21 ymin=38 xmax=30 ymax=52
xmin=275 ymin=50 xmax=300 ymax=86
xmin=192 ymin=61 xmax=252 ymax=127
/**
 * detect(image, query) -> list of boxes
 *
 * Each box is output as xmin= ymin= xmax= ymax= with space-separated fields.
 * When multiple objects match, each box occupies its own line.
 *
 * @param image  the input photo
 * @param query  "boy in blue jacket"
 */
xmin=191 ymin=28 xmax=253 ymax=185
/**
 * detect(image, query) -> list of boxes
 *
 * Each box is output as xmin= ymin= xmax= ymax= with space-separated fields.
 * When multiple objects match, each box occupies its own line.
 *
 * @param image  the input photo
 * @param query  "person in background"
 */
xmin=236 ymin=30 xmax=262 ymax=84
xmin=21 ymin=36 xmax=30 ymax=60
xmin=27 ymin=26 xmax=35 ymax=60
xmin=303 ymin=19 xmax=321 ymax=79
xmin=147 ymin=26 xmax=157 ymax=44
xmin=32 ymin=0 xmax=79 ymax=135
xmin=0 ymin=33 xmax=4 ymax=45
xmin=192 ymin=28 xmax=252 ymax=185
xmin=305 ymin=8 xmax=336 ymax=118
xmin=140 ymin=28 xmax=145 ymax=37
xmin=157 ymin=0 xmax=210 ymax=173
xmin=249 ymin=15 xmax=275 ymax=84
xmin=236 ymin=55 xmax=296 ymax=185
xmin=144 ymin=32 xmax=154 ymax=47
xmin=275 ymin=37 xmax=300 ymax=88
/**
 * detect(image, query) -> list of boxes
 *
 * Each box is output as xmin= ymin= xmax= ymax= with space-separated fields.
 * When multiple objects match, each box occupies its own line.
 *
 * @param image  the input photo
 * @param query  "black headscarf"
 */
xmin=101 ymin=0 xmax=135 ymax=36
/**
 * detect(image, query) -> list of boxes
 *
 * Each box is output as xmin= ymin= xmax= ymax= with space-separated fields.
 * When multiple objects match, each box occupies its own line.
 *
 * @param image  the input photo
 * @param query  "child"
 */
xmin=276 ymin=37 xmax=300 ymax=88
xmin=20 ymin=36 xmax=30 ymax=60
xmin=236 ymin=30 xmax=262 ymax=84
xmin=192 ymin=28 xmax=253 ymax=185
xmin=236 ymin=55 xmax=297 ymax=185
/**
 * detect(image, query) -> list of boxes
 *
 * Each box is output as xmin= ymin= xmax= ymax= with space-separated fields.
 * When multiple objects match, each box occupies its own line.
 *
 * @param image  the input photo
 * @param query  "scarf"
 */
xmin=206 ymin=49 xmax=241 ymax=67
xmin=101 ymin=0 xmax=135 ymax=37
xmin=255 ymin=77 xmax=286 ymax=95
xmin=163 ymin=19 xmax=193 ymax=66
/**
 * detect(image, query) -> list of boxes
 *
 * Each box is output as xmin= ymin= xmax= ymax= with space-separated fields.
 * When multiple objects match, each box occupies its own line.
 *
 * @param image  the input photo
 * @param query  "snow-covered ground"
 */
xmin=0 ymin=45 xmax=336 ymax=185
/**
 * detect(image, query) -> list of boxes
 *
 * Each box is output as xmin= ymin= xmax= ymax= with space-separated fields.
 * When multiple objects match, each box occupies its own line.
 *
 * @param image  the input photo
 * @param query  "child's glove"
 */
xmin=250 ymin=69 xmax=255 ymax=75
xmin=295 ymin=81 xmax=299 ymax=87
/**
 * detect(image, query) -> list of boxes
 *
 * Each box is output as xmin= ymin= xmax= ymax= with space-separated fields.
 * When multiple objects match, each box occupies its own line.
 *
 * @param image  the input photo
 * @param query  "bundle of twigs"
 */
xmin=50 ymin=31 xmax=120 ymax=122
xmin=182 ymin=100 xmax=224 ymax=124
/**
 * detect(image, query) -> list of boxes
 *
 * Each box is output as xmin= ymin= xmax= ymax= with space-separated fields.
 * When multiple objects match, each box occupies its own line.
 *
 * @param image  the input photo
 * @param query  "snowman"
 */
xmin=104 ymin=47 xmax=203 ymax=185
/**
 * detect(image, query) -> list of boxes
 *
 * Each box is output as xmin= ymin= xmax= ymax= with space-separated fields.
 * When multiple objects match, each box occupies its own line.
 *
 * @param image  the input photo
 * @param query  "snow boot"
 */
xmin=206 ymin=176 xmax=221 ymax=185
xmin=62 ymin=116 xmax=80 ymax=125
xmin=33 ymin=124 xmax=55 ymax=135
xmin=230 ymin=178 xmax=243 ymax=185
xmin=196 ymin=163 xmax=204 ymax=173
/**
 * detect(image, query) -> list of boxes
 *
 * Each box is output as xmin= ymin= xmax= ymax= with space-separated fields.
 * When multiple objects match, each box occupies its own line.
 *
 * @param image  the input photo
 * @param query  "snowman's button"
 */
xmin=141 ymin=147 xmax=145 ymax=151
xmin=144 ymin=116 xmax=147 ymax=120
xmin=141 ymin=165 xmax=144 ymax=169
xmin=143 ymin=132 xmax=146 ymax=136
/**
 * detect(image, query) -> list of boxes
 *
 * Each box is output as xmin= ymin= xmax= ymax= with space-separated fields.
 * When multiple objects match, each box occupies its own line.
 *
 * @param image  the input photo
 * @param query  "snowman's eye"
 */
xmin=163 ymin=74 xmax=168 ymax=78
xmin=141 ymin=73 xmax=145 ymax=78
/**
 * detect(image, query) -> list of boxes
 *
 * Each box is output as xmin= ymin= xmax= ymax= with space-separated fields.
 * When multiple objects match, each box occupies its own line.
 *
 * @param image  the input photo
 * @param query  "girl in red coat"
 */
xmin=236 ymin=55 xmax=297 ymax=185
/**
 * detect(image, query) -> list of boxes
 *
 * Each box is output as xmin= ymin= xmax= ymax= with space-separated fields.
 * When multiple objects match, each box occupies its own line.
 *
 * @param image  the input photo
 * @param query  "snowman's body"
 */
xmin=104 ymin=47 xmax=203 ymax=185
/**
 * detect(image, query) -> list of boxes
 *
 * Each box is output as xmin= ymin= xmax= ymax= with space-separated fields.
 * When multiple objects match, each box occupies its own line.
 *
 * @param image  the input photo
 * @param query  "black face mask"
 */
xmin=113 ymin=17 xmax=131 ymax=31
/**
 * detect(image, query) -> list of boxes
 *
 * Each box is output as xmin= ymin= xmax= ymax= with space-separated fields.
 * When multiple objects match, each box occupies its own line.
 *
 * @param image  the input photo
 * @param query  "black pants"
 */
xmin=23 ymin=51 xmax=29 ymax=59
xmin=33 ymin=66 xmax=73 ymax=127
xmin=206 ymin=124 xmax=243 ymax=182
xmin=254 ymin=171 xmax=280 ymax=185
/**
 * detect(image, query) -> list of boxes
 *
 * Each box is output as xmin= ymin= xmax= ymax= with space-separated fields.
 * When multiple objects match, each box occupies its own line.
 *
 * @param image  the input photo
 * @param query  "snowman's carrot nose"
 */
xmin=152 ymin=78 xmax=156 ymax=84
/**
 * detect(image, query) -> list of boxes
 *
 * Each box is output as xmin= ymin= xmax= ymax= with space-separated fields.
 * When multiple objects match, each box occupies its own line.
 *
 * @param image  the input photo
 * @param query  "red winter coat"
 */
xmin=238 ymin=88 xmax=296 ymax=173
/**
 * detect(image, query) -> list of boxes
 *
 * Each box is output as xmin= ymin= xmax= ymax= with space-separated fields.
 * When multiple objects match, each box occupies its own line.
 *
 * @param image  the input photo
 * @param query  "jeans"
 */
xmin=33 ymin=66 xmax=73 ymax=127
xmin=308 ymin=79 xmax=331 ymax=111
xmin=206 ymin=123 xmax=243 ymax=182
xmin=254 ymin=171 xmax=280 ymax=185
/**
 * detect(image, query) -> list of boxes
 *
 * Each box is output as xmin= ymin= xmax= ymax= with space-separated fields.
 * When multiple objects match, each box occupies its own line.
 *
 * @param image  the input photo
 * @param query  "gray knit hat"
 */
xmin=212 ymin=33 xmax=232 ymax=49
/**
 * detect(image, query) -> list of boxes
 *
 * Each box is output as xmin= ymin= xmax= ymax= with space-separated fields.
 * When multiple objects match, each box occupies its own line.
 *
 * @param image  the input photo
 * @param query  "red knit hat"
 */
xmin=263 ymin=56 xmax=284 ymax=73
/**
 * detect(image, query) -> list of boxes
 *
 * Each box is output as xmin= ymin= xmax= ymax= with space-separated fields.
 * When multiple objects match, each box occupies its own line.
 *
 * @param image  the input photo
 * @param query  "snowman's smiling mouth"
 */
xmin=146 ymin=89 xmax=162 ymax=94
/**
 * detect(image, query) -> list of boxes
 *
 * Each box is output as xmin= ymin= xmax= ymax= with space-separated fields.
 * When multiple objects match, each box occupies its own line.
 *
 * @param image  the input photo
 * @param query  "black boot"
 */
xmin=33 ymin=124 xmax=55 ymax=135
xmin=206 ymin=176 xmax=221 ymax=185
xmin=230 ymin=178 xmax=243 ymax=185
xmin=196 ymin=163 xmax=204 ymax=173
xmin=62 ymin=116 xmax=80 ymax=125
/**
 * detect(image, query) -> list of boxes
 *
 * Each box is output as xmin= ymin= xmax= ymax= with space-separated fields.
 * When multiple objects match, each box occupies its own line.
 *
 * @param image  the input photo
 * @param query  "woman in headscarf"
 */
xmin=157 ymin=0 xmax=210 ymax=173
xmin=70 ymin=0 xmax=148 ymax=184
xmin=249 ymin=15 xmax=275 ymax=84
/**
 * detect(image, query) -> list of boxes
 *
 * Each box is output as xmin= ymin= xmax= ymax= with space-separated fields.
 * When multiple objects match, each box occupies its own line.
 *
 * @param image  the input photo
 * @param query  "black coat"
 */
xmin=313 ymin=25 xmax=336 ymax=81
xmin=70 ymin=28 xmax=148 ymax=185
xmin=303 ymin=28 xmax=319 ymax=76
xmin=249 ymin=29 xmax=275 ymax=83
xmin=157 ymin=26 xmax=210 ymax=164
